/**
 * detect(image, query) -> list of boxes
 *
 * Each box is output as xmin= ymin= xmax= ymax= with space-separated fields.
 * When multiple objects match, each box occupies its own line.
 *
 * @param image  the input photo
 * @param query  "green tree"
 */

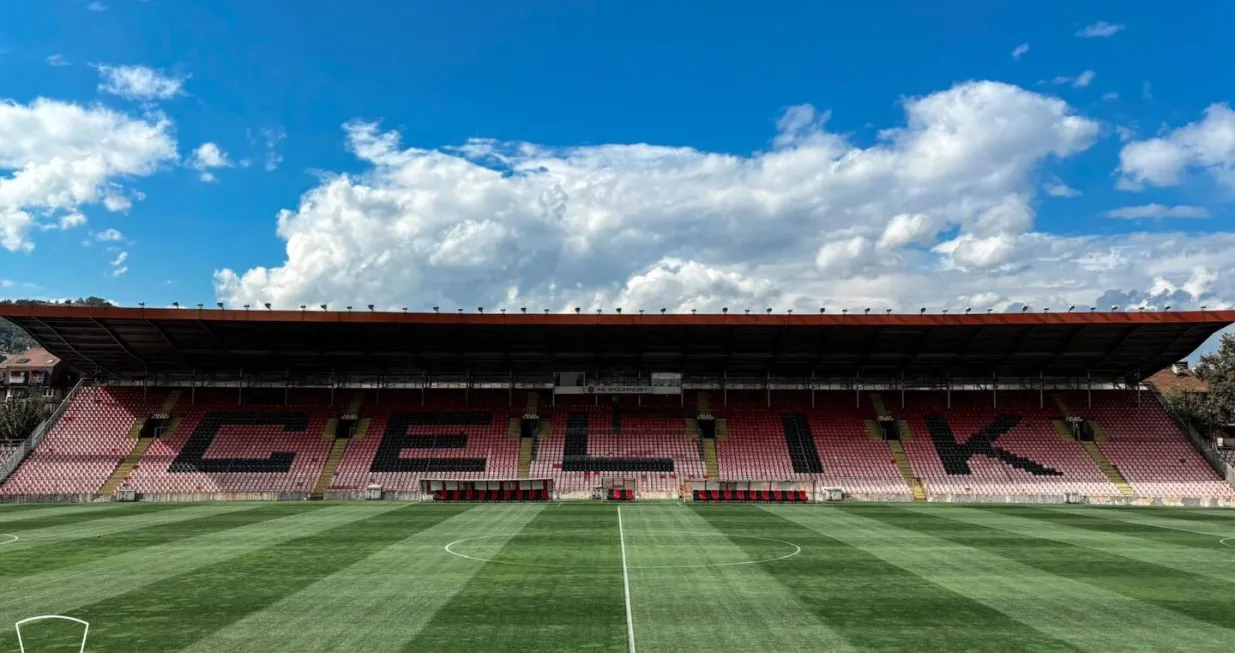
xmin=1166 ymin=331 xmax=1235 ymax=436
xmin=1195 ymin=331 xmax=1235 ymax=428
xmin=0 ymin=397 xmax=51 ymax=443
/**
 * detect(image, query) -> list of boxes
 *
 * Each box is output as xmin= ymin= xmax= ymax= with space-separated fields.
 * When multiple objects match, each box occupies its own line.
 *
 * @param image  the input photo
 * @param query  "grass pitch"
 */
xmin=1 ymin=502 xmax=1234 ymax=652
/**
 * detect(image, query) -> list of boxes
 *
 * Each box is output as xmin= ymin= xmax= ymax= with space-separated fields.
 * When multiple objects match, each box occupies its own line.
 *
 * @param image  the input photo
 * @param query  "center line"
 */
xmin=618 ymin=505 xmax=636 ymax=653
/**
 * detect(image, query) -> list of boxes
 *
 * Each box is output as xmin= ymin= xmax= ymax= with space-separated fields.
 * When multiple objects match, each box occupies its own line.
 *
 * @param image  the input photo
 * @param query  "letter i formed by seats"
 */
xmin=14 ymin=615 xmax=90 ymax=653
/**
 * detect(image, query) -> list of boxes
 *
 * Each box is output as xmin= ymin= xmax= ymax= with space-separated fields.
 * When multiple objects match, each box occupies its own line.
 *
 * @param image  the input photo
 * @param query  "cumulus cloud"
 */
xmin=109 ymin=250 xmax=128 ymax=276
xmin=188 ymin=142 xmax=232 ymax=182
xmin=0 ymin=98 xmax=176 ymax=251
xmin=1076 ymin=21 xmax=1126 ymax=38
xmin=214 ymin=80 xmax=1136 ymax=315
xmin=1011 ymin=44 xmax=1029 ymax=60
xmin=45 ymin=54 xmax=70 ymax=67
xmin=95 ymin=64 xmax=186 ymax=102
xmin=1106 ymin=204 xmax=1210 ymax=219
xmin=1117 ymin=104 xmax=1235 ymax=189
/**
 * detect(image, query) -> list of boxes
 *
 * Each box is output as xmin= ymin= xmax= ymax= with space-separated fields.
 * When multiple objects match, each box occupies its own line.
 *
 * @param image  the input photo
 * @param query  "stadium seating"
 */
xmin=1 ymin=387 xmax=1232 ymax=500
xmin=0 ymin=387 xmax=165 ymax=495
xmin=329 ymin=391 xmax=519 ymax=492
xmin=124 ymin=389 xmax=334 ymax=495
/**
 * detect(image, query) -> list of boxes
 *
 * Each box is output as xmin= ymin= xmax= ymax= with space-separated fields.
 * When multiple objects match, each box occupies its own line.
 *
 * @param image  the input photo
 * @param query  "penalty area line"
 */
xmin=617 ymin=505 xmax=636 ymax=653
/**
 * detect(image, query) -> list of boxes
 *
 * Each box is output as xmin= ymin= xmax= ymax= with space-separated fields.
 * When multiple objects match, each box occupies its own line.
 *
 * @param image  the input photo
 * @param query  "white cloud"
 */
xmin=189 ymin=142 xmax=232 ymax=181
xmin=1102 ymin=92 xmax=1119 ymax=101
xmin=261 ymin=128 xmax=285 ymax=171
xmin=1117 ymin=104 xmax=1235 ymax=189
xmin=1106 ymin=204 xmax=1210 ymax=219
xmin=86 ymin=1 xmax=107 ymax=10
xmin=216 ymin=80 xmax=1136 ymax=315
xmin=110 ymin=250 xmax=127 ymax=266
xmin=1044 ymin=180 xmax=1081 ymax=197
xmin=1076 ymin=21 xmax=1126 ymax=38
xmin=0 ymin=98 xmax=175 ymax=252
xmin=58 ymin=213 xmax=86 ymax=230
xmin=1053 ymin=71 xmax=1095 ymax=88
xmin=1011 ymin=44 xmax=1029 ymax=60
xmin=94 ymin=228 xmax=124 ymax=242
xmin=45 ymin=54 xmax=70 ymax=67
xmin=95 ymin=64 xmax=186 ymax=101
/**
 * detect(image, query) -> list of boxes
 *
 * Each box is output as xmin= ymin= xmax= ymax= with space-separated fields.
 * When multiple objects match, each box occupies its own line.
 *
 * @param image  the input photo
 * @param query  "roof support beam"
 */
xmin=89 ymin=318 xmax=149 ymax=372
xmin=28 ymin=317 xmax=113 ymax=375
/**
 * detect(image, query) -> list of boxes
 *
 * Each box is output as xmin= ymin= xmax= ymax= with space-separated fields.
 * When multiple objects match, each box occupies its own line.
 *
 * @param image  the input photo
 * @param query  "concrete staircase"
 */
xmin=702 ymin=439 xmax=719 ymax=478
xmin=887 ymin=440 xmax=927 ymax=502
xmin=100 ymin=437 xmax=154 ymax=496
xmin=311 ymin=438 xmax=350 ymax=498
xmin=871 ymin=393 xmax=924 ymax=499
xmin=104 ymin=390 xmax=184 ymax=495
xmin=517 ymin=438 xmax=534 ymax=478
xmin=310 ymin=392 xmax=364 ymax=499
xmin=1081 ymin=441 xmax=1134 ymax=496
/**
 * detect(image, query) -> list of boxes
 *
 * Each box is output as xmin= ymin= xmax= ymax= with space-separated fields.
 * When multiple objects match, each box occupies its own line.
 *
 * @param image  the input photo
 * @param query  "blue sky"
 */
xmin=0 ymin=0 xmax=1233 ymax=349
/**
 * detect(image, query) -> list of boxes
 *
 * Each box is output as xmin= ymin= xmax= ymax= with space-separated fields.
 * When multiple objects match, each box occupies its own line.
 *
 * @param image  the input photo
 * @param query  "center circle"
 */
xmin=444 ymin=529 xmax=801 ymax=569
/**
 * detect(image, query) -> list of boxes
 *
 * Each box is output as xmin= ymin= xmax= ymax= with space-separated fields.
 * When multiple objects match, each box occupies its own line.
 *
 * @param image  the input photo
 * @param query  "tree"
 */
xmin=1166 ymin=331 xmax=1235 ymax=436
xmin=0 ymin=397 xmax=51 ymax=443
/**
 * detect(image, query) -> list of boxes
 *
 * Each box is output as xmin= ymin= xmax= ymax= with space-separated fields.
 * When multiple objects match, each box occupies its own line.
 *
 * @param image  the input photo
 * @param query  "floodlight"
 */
xmin=722 ymin=307 xmax=728 ymax=314
xmin=1021 ymin=305 xmax=1030 ymax=312
xmin=615 ymin=308 xmax=621 ymax=314
xmin=138 ymin=301 xmax=145 ymax=308
xmin=1068 ymin=305 xmax=1075 ymax=312
xmin=521 ymin=307 xmax=527 ymax=313
xmin=1111 ymin=305 xmax=1118 ymax=311
xmin=320 ymin=304 xmax=327 ymax=311
xmin=819 ymin=307 xmax=825 ymax=313
xmin=575 ymin=307 xmax=582 ymax=314
xmin=266 ymin=303 xmax=273 ymax=310
xmin=920 ymin=307 xmax=926 ymax=314
xmin=367 ymin=304 xmax=374 ymax=311
xmin=477 ymin=307 xmax=483 ymax=313
xmin=217 ymin=302 xmax=224 ymax=309
xmin=172 ymin=301 xmax=179 ymax=308
xmin=1164 ymin=305 xmax=1171 ymax=310
xmin=433 ymin=306 xmax=439 ymax=312
xmin=864 ymin=308 xmax=870 ymax=314
xmin=964 ymin=308 xmax=971 ymax=314
xmin=243 ymin=304 xmax=250 ymax=310
xmin=661 ymin=308 xmax=667 ymax=314
xmin=766 ymin=308 xmax=773 ymax=314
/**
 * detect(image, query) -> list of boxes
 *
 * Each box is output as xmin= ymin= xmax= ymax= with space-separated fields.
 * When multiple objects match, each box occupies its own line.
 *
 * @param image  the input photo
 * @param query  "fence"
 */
xmin=0 ymin=378 xmax=86 ymax=484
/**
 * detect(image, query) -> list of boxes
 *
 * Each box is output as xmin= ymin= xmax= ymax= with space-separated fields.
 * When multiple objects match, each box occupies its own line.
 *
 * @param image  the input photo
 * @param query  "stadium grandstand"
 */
xmin=0 ymin=303 xmax=1233 ymax=505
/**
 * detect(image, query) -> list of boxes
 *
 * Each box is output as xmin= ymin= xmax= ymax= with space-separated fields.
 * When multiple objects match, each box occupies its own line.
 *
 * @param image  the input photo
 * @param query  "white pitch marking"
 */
xmin=0 ymin=534 xmax=17 ymax=546
xmin=1219 ymin=537 xmax=1235 ymax=548
xmin=618 ymin=505 xmax=636 ymax=653
xmin=441 ymin=530 xmax=802 ymax=569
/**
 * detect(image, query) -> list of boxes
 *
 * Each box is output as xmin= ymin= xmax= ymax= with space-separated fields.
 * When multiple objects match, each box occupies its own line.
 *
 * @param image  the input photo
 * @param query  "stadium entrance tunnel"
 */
xmin=444 ymin=530 xmax=802 ymax=570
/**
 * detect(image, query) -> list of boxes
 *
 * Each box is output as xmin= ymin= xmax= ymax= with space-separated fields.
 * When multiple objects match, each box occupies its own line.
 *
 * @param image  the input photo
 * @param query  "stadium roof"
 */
xmin=0 ymin=304 xmax=1232 ymax=381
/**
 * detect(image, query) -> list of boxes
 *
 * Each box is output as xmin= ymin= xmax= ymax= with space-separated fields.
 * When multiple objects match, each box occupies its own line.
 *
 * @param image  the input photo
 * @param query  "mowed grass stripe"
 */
xmin=622 ymin=503 xmax=856 ymax=653
xmin=695 ymin=505 xmax=1080 ymax=653
xmin=0 ymin=501 xmax=258 ymax=553
xmin=0 ymin=501 xmax=186 ymax=532
xmin=0 ymin=502 xmax=136 ymax=523
xmin=0 ymin=503 xmax=263 ymax=565
xmin=1068 ymin=506 xmax=1235 ymax=537
xmin=404 ymin=503 xmax=628 ymax=653
xmin=176 ymin=504 xmax=545 ymax=653
xmin=0 ymin=502 xmax=390 ymax=644
xmin=20 ymin=504 xmax=471 ymax=653
xmin=882 ymin=504 xmax=1235 ymax=631
xmin=961 ymin=505 xmax=1235 ymax=577
xmin=784 ymin=505 xmax=1231 ymax=653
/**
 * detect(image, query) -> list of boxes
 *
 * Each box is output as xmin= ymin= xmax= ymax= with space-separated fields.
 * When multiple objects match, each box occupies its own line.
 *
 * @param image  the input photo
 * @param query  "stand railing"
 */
xmin=0 ymin=378 xmax=86 ymax=484
xmin=1145 ymin=383 xmax=1235 ymax=487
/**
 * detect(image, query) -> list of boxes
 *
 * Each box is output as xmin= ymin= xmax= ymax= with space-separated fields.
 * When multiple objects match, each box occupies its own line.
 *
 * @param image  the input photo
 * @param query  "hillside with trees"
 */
xmin=1163 ymin=331 xmax=1235 ymax=436
xmin=0 ymin=297 xmax=113 ymax=353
